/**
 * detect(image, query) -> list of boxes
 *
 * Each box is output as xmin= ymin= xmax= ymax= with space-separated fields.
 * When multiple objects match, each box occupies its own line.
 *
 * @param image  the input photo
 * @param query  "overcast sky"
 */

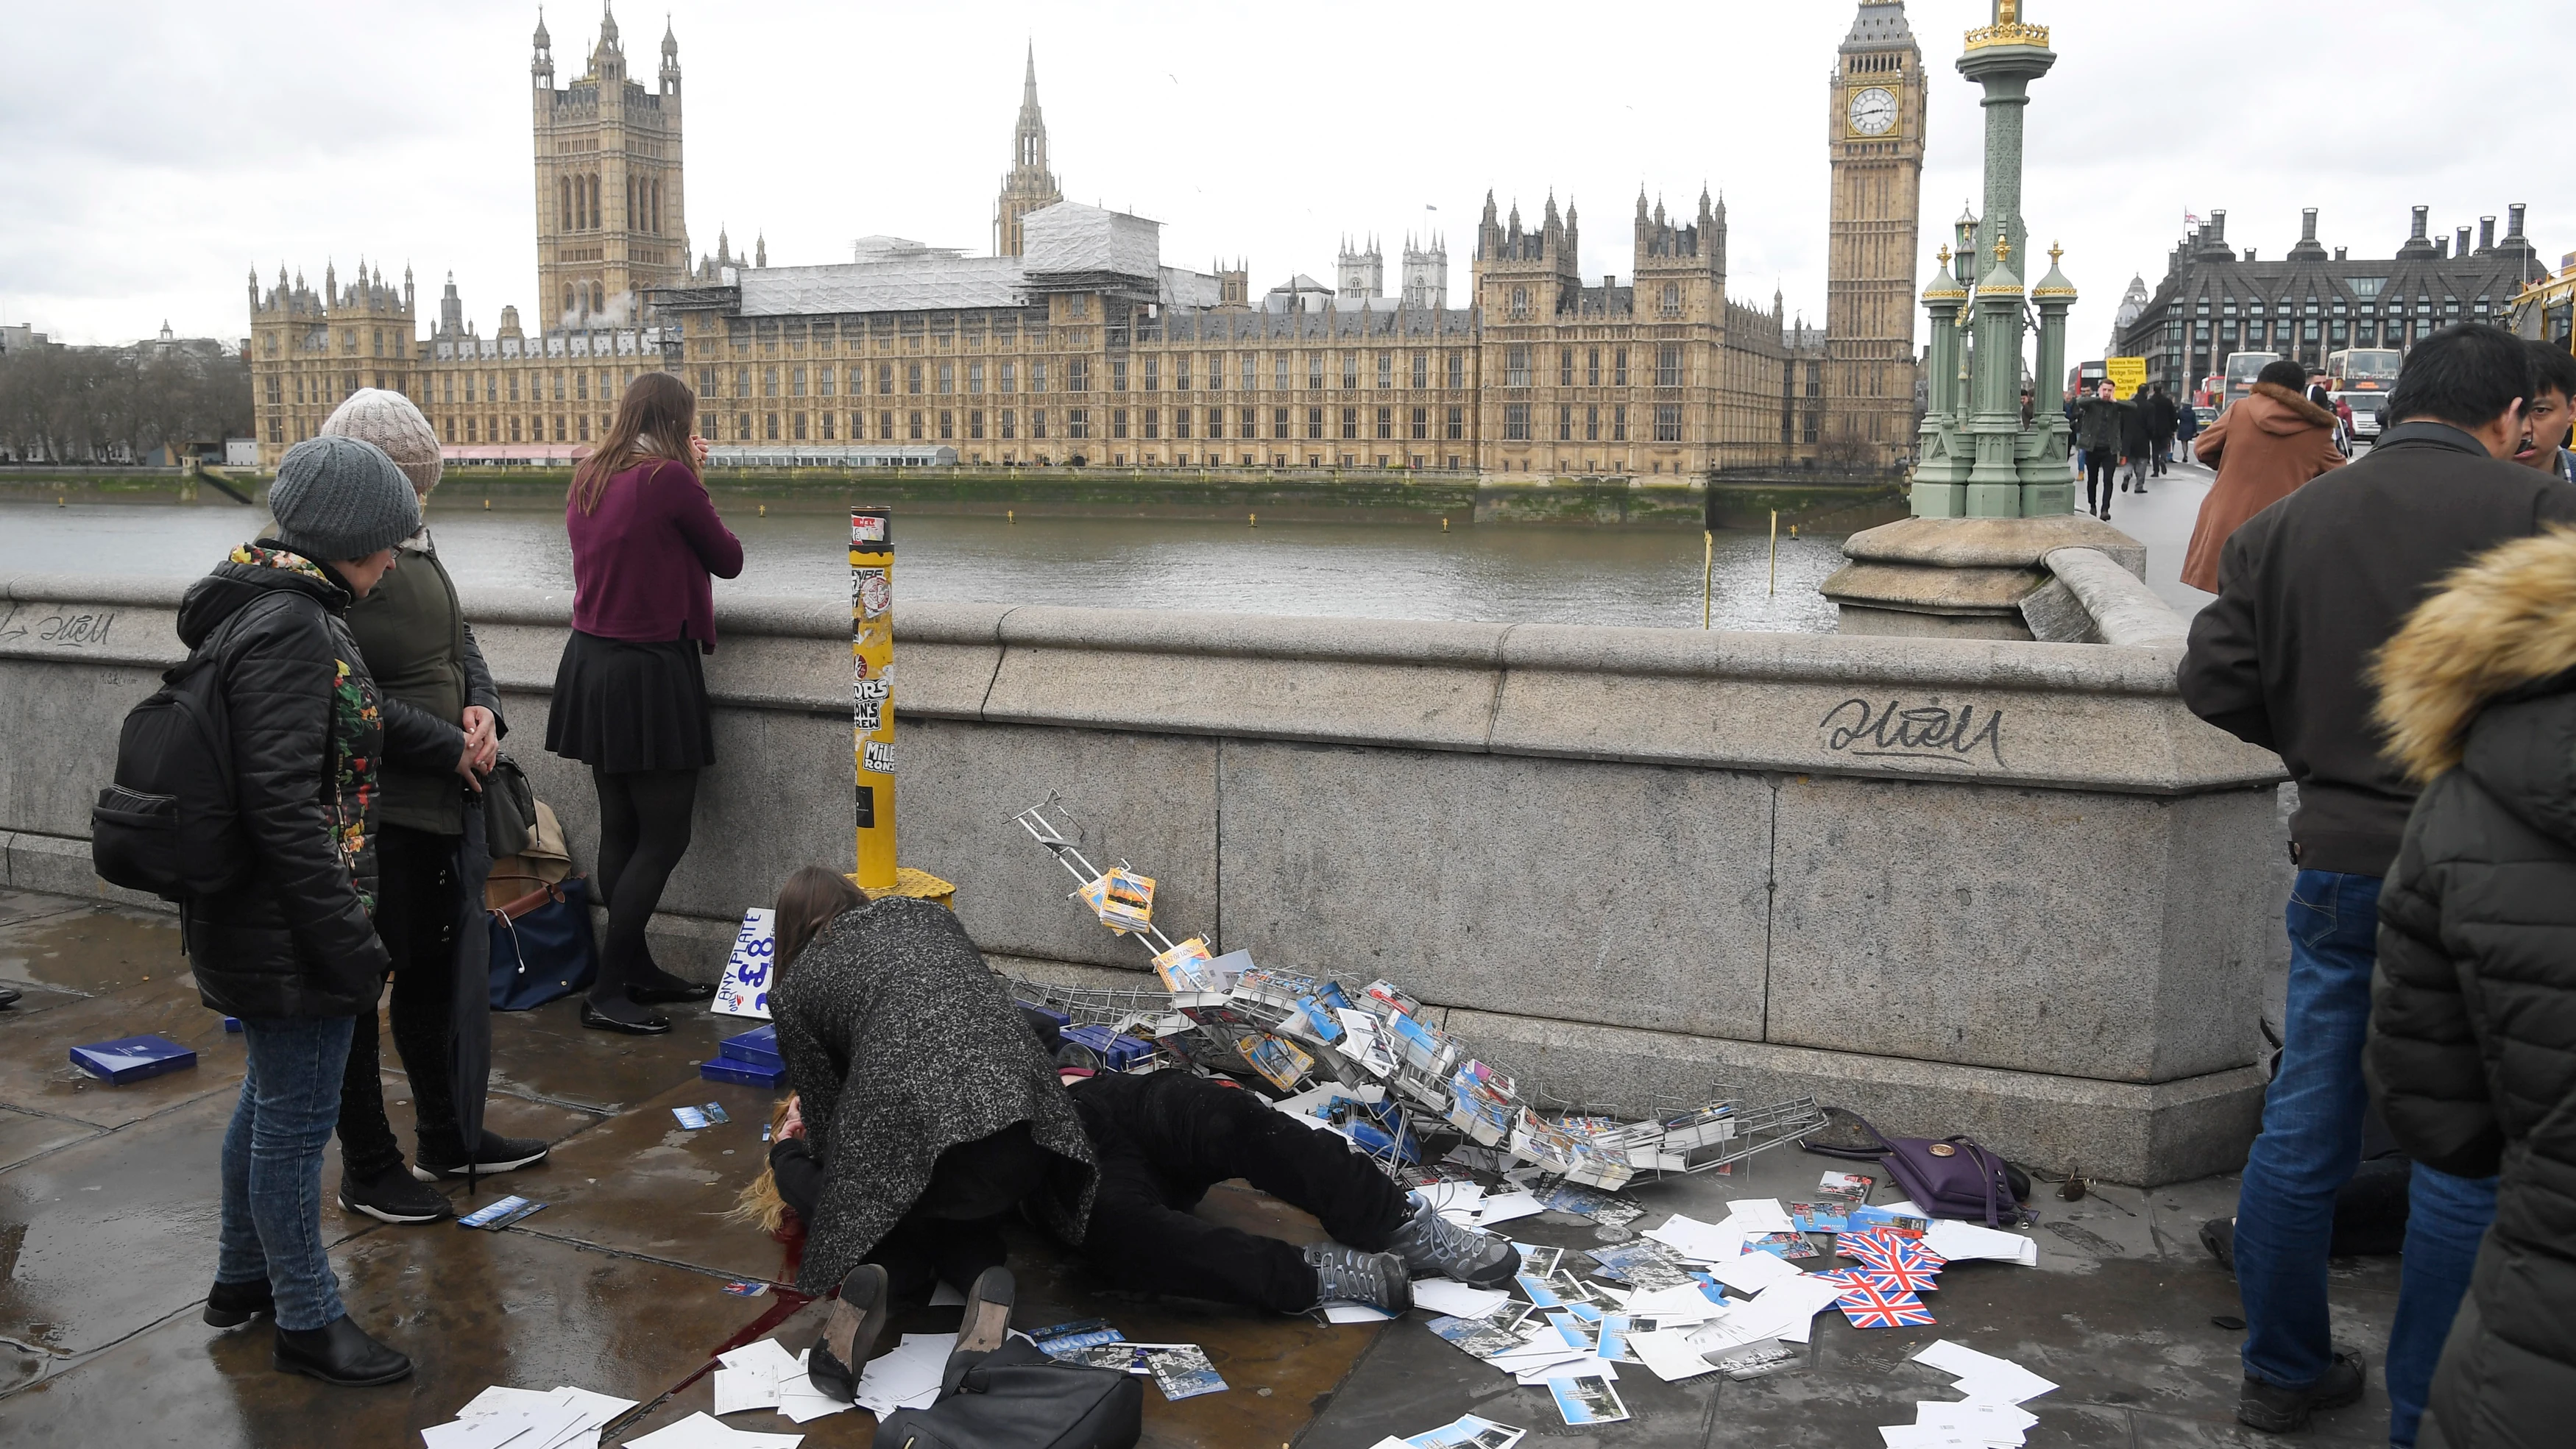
xmin=3 ymin=1 xmax=2563 ymax=357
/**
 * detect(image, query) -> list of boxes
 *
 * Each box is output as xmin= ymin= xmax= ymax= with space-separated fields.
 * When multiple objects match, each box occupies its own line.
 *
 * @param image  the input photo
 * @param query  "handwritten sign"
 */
xmin=1820 ymin=698 xmax=2006 ymax=768
xmin=712 ymin=907 xmax=777 ymax=1019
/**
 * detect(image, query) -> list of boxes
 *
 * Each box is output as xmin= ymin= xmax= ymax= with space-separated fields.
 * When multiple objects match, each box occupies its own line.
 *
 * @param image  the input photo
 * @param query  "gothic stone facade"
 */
xmin=250 ymin=3 xmax=1922 ymax=476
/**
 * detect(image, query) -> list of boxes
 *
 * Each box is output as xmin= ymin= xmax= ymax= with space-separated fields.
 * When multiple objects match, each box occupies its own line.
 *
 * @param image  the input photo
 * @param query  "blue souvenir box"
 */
xmin=701 ymin=1024 xmax=788 ymax=1088
xmin=70 ymin=1035 xmax=199 ymax=1084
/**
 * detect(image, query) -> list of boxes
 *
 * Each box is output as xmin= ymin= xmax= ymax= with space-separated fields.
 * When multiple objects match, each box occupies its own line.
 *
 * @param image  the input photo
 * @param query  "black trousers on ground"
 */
xmin=2150 ymin=436 xmax=2173 ymax=475
xmin=773 ymin=1121 xmax=1055 ymax=1302
xmin=339 ymin=823 xmax=462 ymax=1178
xmin=2084 ymin=455 xmax=2119 ymax=516
xmin=590 ymin=765 xmax=698 ymax=1005
xmin=1068 ymin=1071 xmax=1409 ymax=1314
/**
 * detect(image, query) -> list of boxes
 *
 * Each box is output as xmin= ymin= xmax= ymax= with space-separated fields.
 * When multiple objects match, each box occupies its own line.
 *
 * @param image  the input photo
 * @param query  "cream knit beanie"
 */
xmin=321 ymin=387 xmax=442 ymax=495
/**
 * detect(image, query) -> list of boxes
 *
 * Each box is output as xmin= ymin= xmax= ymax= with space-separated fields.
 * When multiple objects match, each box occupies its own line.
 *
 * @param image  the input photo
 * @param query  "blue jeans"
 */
xmin=2387 ymin=1165 xmax=2497 ymax=1448
xmin=217 ymin=1016 xmax=357 ymax=1332
xmin=2232 ymin=871 xmax=2497 ymax=1423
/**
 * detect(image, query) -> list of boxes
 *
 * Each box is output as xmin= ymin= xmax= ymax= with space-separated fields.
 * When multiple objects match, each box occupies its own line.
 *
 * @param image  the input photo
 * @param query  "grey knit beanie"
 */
xmin=267 ymin=436 xmax=422 ymax=561
xmin=321 ymin=387 xmax=442 ymax=495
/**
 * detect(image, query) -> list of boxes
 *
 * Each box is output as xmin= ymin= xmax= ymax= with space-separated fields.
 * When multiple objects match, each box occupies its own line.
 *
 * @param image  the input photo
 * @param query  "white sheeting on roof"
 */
xmin=737 ymin=258 xmax=1026 ymax=316
xmin=1019 ymin=202 xmax=1159 ymax=281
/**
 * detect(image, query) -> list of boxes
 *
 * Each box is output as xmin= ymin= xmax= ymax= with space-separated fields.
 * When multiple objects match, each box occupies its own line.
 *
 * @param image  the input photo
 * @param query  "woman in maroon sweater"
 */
xmin=547 ymin=372 xmax=744 ymax=1032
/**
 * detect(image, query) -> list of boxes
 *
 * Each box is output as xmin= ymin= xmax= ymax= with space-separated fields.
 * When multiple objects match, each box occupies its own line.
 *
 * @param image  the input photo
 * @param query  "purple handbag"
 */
xmin=1803 ymin=1110 xmax=2027 ymax=1227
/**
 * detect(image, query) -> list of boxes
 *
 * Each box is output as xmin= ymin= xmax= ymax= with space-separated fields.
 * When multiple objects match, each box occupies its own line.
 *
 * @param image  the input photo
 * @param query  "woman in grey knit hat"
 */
xmin=185 ymin=434 xmax=464 ymax=1386
xmin=316 ymin=389 xmax=551 ymax=1227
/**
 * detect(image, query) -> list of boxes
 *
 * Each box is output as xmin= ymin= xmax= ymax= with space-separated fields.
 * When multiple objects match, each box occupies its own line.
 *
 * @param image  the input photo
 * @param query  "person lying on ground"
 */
xmin=753 ymin=865 xmax=1097 ymax=1403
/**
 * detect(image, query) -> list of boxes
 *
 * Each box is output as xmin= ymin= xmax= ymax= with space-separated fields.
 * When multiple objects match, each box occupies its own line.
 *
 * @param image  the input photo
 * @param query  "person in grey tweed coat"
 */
xmin=770 ymin=890 xmax=1097 ymax=1297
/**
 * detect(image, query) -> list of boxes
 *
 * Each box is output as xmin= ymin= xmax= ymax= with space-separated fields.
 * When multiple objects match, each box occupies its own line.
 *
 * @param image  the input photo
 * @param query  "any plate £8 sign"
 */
xmin=713 ymin=907 xmax=778 ymax=1019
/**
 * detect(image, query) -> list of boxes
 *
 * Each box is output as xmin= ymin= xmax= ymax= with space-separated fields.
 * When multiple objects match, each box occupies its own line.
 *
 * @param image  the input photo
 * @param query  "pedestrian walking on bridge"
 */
xmin=2180 ymin=359 xmax=2345 ymax=594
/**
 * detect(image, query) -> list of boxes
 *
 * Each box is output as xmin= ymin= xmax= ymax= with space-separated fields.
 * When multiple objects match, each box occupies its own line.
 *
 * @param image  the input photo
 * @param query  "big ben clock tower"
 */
xmin=1823 ymin=2 xmax=1926 ymax=464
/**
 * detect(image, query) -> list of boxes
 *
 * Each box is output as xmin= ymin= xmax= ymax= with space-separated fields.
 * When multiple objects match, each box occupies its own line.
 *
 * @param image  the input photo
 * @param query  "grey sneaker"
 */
xmin=2237 ymin=1350 xmax=2366 ymax=1434
xmin=1303 ymin=1242 xmax=1412 ymax=1314
xmin=1384 ymin=1193 xmax=1521 ymax=1289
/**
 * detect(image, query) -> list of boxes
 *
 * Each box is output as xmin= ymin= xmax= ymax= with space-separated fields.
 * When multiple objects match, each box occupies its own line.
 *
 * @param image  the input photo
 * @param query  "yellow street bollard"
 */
xmin=850 ymin=509 xmax=897 ymax=892
xmin=483 ymin=498 xmax=491 ymax=510
xmin=1249 ymin=512 xmax=1257 ymax=528
xmin=758 ymin=503 xmax=767 ymax=517
xmin=1441 ymin=517 xmax=1449 ymax=532
xmin=1008 ymin=509 xmax=1015 ymax=525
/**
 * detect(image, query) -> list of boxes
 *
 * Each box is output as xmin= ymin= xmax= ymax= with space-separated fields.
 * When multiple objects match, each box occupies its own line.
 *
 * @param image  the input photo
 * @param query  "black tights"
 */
xmin=590 ymin=765 xmax=698 ymax=1008
xmin=2085 ymin=455 xmax=2119 ymax=517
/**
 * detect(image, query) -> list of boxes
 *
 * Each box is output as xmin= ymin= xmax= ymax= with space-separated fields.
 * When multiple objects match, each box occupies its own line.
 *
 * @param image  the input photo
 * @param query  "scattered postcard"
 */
xmin=1514 ymin=1274 xmax=1563 ymax=1310
xmin=673 ymin=1107 xmax=712 ymax=1130
xmin=1584 ymin=1240 xmax=1697 ymax=1292
xmin=1817 ymin=1170 xmax=1875 ymax=1207
xmin=1745 ymin=1230 xmax=1821 ymax=1260
xmin=457 ymin=1195 xmax=546 ymax=1230
xmin=1789 ymin=1200 xmax=1853 ymax=1233
xmin=1628 ymin=1326 xmax=1725 ymax=1384
xmin=1323 ymin=1301 xmax=1397 ymax=1323
xmin=1401 ymin=1413 xmax=1526 ymax=1448
xmin=1413 ymin=1279 xmax=1511 ymax=1320
xmin=1426 ymin=1312 xmax=1529 ymax=1360
xmin=1146 ymin=1345 xmax=1228 ymax=1401
xmin=1709 ymin=1339 xmax=1800 ymax=1381
xmin=1510 ymin=1244 xmax=1563 ymax=1278
xmin=1546 ymin=1373 xmax=1630 ymax=1426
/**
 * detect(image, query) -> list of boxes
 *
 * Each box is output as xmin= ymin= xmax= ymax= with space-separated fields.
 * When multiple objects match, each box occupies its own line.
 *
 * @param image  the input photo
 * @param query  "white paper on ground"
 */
xmin=1618 ymin=1283 xmax=1725 ymax=1323
xmin=1702 ymin=1248 xmax=1802 ymax=1294
xmin=1947 ymin=1368 xmax=2060 ymax=1406
xmin=1474 ymin=1191 xmax=1546 ymax=1226
xmin=629 ymin=1411 xmax=804 ymax=1448
xmin=1878 ymin=1427 xmax=1989 ymax=1449
xmin=1922 ymin=1219 xmax=2040 ymax=1266
xmin=1412 ymin=1279 xmax=1511 ymax=1319
xmin=712 ymin=1364 xmax=781 ymax=1416
xmin=1629 ymin=1328 xmax=1723 ymax=1383
xmin=456 ymin=1386 xmax=562 ymax=1418
xmin=1417 ymin=1180 xmax=1485 ymax=1214
xmin=422 ymin=1398 xmax=592 ymax=1449
xmin=928 ymin=1280 xmax=967 ymax=1306
xmin=548 ymin=1386 xmax=638 ymax=1425
xmin=1723 ymin=1199 xmax=1795 ymax=1233
xmin=1323 ymin=1301 xmax=1397 ymax=1323
xmin=717 ymin=1340 xmax=805 ymax=1380
xmin=1642 ymin=1213 xmax=1738 ymax=1263
xmin=1487 ymin=1342 xmax=1592 ymax=1378
xmin=1917 ymin=1399 xmax=2039 ymax=1434
xmin=1514 ymin=1356 xmax=1619 ymax=1386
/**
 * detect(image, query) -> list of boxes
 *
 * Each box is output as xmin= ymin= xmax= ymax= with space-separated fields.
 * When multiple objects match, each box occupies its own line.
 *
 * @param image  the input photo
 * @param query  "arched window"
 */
xmin=592 ymin=283 xmax=606 ymax=313
xmin=651 ymin=180 xmax=662 ymax=235
xmin=559 ymin=176 xmax=573 ymax=233
xmin=564 ymin=286 xmax=576 ymax=316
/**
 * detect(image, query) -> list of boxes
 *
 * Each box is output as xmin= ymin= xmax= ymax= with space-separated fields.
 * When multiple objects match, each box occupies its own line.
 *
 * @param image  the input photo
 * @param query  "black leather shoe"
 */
xmin=808 ymin=1263 xmax=890 ymax=1403
xmin=2237 ymin=1349 xmax=2365 ymax=1433
xmin=629 ymin=979 xmax=718 ymax=1005
xmin=942 ymin=1266 xmax=1016 ymax=1390
xmin=581 ymin=1002 xmax=670 ymax=1035
xmin=274 ymin=1315 xmax=412 ymax=1387
xmin=205 ymin=1278 xmax=274 ymax=1328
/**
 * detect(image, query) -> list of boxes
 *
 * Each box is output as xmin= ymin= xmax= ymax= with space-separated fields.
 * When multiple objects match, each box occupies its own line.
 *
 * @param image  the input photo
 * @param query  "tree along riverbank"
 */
xmin=0 ymin=464 xmax=1905 ymax=531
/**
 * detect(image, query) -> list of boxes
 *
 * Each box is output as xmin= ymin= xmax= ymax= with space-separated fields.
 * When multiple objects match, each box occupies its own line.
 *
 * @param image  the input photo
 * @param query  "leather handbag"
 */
xmin=1803 ymin=1109 xmax=2028 ymax=1227
xmin=486 ymin=873 xmax=599 ymax=1011
xmin=874 ymin=1339 xmax=1142 ymax=1449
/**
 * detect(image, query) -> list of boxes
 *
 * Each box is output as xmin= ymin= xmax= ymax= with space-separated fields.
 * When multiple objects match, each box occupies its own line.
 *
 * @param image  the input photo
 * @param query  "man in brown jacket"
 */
xmin=2180 ymin=358 xmax=2346 ymax=593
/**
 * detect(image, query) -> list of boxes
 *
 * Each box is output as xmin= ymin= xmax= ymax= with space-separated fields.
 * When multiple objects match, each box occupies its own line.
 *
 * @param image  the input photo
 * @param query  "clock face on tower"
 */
xmin=1847 ymin=85 xmax=1897 ymax=137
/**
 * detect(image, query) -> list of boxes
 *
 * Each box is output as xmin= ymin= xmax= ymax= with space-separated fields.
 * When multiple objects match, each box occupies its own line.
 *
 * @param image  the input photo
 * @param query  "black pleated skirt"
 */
xmin=545 ymin=630 xmax=715 ymax=773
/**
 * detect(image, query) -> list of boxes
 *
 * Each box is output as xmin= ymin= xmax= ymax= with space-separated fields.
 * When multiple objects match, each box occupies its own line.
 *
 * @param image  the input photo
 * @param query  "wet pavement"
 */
xmin=0 ymin=887 xmax=2400 ymax=1447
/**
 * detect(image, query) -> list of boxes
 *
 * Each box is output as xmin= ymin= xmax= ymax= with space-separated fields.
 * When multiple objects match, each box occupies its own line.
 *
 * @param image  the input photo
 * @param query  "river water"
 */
xmin=0 ymin=501 xmax=1847 ymax=631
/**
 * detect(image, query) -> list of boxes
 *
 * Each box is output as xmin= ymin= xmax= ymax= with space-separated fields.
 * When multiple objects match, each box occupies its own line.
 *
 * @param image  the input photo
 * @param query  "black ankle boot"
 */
xmin=205 ymin=1278 xmax=274 ymax=1328
xmin=274 ymin=1315 xmax=412 ymax=1386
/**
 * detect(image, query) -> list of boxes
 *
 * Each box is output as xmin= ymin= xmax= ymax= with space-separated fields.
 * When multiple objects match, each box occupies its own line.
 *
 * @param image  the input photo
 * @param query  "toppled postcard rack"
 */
xmin=1006 ymin=793 xmax=1826 ymax=1190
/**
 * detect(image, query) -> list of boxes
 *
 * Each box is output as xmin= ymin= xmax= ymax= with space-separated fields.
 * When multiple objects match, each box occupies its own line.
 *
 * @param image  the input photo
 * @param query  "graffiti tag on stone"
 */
xmin=0 ymin=605 xmax=116 ymax=648
xmin=1819 ymin=697 xmax=2005 ymax=768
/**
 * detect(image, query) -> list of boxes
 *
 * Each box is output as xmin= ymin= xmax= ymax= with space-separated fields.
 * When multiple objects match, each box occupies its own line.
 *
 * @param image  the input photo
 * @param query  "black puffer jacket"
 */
xmin=175 ymin=546 xmax=457 ymax=1019
xmin=2365 ymin=527 xmax=2576 ymax=1449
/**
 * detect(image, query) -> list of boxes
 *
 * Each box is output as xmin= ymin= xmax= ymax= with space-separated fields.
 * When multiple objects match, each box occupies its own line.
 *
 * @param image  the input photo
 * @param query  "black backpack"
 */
xmin=874 ymin=1339 xmax=1142 ymax=1449
xmin=91 ymin=594 xmax=295 ymax=901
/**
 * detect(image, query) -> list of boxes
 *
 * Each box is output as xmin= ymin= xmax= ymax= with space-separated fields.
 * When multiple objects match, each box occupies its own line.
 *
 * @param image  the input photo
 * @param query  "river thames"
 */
xmin=0 ymin=502 xmax=1850 ymax=631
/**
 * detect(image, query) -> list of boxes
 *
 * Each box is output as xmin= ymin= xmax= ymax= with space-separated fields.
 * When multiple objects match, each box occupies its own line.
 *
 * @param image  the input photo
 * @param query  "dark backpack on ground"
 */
xmin=91 ymin=595 xmax=297 ymax=901
xmin=874 ymin=1339 xmax=1142 ymax=1449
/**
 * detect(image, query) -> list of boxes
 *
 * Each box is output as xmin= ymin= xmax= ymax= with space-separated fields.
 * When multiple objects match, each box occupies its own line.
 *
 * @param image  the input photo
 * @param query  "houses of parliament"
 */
xmin=250 ymin=2 xmax=1926 ymax=475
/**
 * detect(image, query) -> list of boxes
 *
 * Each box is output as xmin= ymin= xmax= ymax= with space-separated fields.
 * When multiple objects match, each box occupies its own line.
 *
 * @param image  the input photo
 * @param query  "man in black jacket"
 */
xmin=2179 ymin=323 xmax=2576 ymax=1437
xmin=2142 ymin=385 xmax=2181 ymax=477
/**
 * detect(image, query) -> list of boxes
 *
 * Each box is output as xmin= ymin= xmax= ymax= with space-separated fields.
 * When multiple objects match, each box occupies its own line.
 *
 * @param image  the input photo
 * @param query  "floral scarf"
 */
xmin=228 ymin=543 xmax=382 ymax=906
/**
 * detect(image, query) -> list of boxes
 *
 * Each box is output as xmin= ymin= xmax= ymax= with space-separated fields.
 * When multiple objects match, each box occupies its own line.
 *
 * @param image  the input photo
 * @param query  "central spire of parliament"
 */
xmin=993 ymin=43 xmax=1063 ymax=258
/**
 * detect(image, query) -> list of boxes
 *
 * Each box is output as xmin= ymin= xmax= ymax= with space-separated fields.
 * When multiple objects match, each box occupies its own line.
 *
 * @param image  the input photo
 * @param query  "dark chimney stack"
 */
xmin=2480 ymin=216 xmax=2497 ymax=252
xmin=2411 ymin=205 xmax=2430 ymax=241
xmin=2458 ymin=227 xmax=2472 ymax=257
xmin=2302 ymin=208 xmax=2318 ymax=242
xmin=2509 ymin=203 xmax=2528 ymax=239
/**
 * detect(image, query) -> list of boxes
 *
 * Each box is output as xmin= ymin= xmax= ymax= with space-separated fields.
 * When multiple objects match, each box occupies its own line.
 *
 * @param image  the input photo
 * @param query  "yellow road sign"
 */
xmin=2105 ymin=357 xmax=2148 ymax=400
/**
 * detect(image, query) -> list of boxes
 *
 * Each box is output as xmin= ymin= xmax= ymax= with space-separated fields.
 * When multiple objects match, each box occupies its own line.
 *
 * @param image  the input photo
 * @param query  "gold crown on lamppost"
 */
xmin=1993 ymin=234 xmax=2012 ymax=263
xmin=1936 ymin=244 xmax=1952 ymax=265
xmin=1966 ymin=0 xmax=2050 ymax=50
xmin=2048 ymin=241 xmax=2064 ymax=266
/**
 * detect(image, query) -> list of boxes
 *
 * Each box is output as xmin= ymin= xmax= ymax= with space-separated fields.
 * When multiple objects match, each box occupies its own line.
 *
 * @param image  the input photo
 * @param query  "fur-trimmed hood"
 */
xmin=2374 ymin=526 xmax=2576 ymax=790
xmin=2247 ymin=380 xmax=2340 ymax=433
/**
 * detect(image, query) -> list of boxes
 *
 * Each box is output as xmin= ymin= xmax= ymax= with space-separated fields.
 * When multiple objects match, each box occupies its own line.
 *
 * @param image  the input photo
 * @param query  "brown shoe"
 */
xmin=807 ymin=1263 xmax=889 ymax=1403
